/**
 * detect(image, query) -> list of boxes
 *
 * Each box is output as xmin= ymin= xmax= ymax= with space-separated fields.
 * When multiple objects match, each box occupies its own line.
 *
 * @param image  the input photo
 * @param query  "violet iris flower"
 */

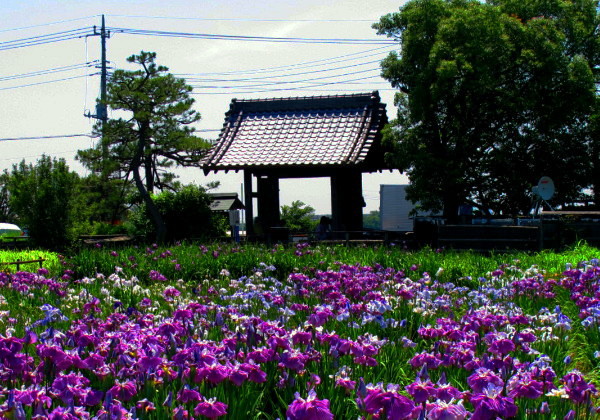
xmin=467 ymin=368 xmax=504 ymax=393
xmin=488 ymin=337 xmax=516 ymax=356
xmin=427 ymin=399 xmax=469 ymax=420
xmin=471 ymin=384 xmax=517 ymax=420
xmin=360 ymin=383 xmax=415 ymax=420
xmin=194 ymin=397 xmax=228 ymax=419
xmin=406 ymin=378 xmax=436 ymax=403
xmin=286 ymin=390 xmax=333 ymax=420
xmin=561 ymin=370 xmax=598 ymax=404
xmin=108 ymin=380 xmax=137 ymax=402
xmin=507 ymin=372 xmax=544 ymax=399
xmin=177 ymin=385 xmax=202 ymax=404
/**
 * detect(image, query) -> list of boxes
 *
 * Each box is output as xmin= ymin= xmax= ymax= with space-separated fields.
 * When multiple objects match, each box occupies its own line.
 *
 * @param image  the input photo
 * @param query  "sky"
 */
xmin=0 ymin=0 xmax=410 ymax=215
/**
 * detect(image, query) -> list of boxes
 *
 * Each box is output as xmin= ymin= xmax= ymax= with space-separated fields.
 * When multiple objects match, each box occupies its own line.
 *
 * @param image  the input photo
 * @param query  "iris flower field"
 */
xmin=1 ymin=242 xmax=600 ymax=419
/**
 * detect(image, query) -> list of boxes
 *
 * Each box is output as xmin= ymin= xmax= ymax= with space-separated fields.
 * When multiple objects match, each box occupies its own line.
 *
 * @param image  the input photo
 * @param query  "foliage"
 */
xmin=66 ymin=174 xmax=135 ymax=239
xmin=280 ymin=200 xmax=317 ymax=233
xmin=374 ymin=0 xmax=599 ymax=219
xmin=4 ymin=155 xmax=81 ymax=249
xmin=363 ymin=210 xmax=381 ymax=230
xmin=0 ymin=172 xmax=13 ymax=223
xmin=77 ymin=51 xmax=211 ymax=242
xmin=126 ymin=184 xmax=227 ymax=242
xmin=78 ymin=174 xmax=133 ymax=224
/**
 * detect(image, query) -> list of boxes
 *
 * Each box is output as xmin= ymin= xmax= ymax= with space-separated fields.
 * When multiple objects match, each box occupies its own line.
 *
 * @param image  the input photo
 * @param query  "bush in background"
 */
xmin=127 ymin=184 xmax=226 ymax=242
xmin=5 ymin=156 xmax=80 ymax=250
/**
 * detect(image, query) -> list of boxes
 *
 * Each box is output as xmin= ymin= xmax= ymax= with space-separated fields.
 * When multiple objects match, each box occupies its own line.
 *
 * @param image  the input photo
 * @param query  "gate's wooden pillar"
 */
xmin=256 ymin=175 xmax=280 ymax=232
xmin=243 ymin=170 xmax=254 ymax=237
xmin=331 ymin=170 xmax=364 ymax=233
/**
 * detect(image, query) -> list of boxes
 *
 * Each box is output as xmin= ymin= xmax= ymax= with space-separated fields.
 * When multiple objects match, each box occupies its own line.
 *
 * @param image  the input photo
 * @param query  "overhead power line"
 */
xmin=0 ymin=134 xmax=96 ymax=142
xmin=110 ymin=27 xmax=396 ymax=45
xmin=189 ymin=67 xmax=382 ymax=89
xmin=106 ymin=14 xmax=377 ymax=23
xmin=0 ymin=61 xmax=99 ymax=82
xmin=175 ymin=46 xmax=393 ymax=76
xmin=0 ymin=16 xmax=98 ymax=33
xmin=191 ymin=74 xmax=386 ymax=95
xmin=0 ymin=73 xmax=98 ymax=91
xmin=0 ymin=27 xmax=91 ymax=51
xmin=0 ymin=131 xmax=219 ymax=143
xmin=183 ymin=60 xmax=383 ymax=83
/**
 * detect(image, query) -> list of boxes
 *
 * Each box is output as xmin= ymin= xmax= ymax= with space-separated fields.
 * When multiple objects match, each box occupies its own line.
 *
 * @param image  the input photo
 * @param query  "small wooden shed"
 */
xmin=208 ymin=193 xmax=245 ymax=212
xmin=202 ymin=91 xmax=390 ymax=238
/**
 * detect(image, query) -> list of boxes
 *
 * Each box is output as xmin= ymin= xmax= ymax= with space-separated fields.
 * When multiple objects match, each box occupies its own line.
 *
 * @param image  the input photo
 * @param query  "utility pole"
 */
xmin=98 ymin=14 xmax=108 ymax=126
xmin=85 ymin=15 xmax=110 ymax=124
xmin=85 ymin=15 xmax=110 ymax=173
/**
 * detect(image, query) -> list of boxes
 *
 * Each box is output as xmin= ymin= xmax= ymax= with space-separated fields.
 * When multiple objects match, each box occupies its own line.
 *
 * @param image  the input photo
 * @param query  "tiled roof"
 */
xmin=202 ymin=91 xmax=388 ymax=172
xmin=208 ymin=193 xmax=245 ymax=211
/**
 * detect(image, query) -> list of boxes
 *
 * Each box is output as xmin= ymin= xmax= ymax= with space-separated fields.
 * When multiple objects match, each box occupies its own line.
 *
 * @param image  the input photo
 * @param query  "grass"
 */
xmin=64 ymin=241 xmax=600 ymax=286
xmin=0 ymin=249 xmax=61 ymax=273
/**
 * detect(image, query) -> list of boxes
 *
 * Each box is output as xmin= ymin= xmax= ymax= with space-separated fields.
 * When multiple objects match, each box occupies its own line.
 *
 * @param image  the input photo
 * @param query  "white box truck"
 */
xmin=379 ymin=184 xmax=414 ymax=232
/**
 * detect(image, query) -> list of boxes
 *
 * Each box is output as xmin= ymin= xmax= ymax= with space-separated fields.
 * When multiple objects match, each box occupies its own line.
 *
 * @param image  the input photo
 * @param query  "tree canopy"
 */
xmin=77 ymin=51 xmax=211 ymax=241
xmin=375 ymin=0 xmax=599 ymax=219
xmin=5 ymin=156 xmax=80 ymax=249
xmin=280 ymin=201 xmax=317 ymax=233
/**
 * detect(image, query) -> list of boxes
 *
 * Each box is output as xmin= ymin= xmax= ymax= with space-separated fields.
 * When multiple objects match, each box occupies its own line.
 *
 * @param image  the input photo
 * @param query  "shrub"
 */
xmin=126 ymin=184 xmax=226 ymax=242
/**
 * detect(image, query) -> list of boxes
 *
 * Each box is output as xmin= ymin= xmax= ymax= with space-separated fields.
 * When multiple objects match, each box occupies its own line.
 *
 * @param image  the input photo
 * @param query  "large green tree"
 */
xmin=375 ymin=0 xmax=599 ymax=219
xmin=280 ymin=201 xmax=317 ymax=233
xmin=5 ymin=156 xmax=80 ymax=249
xmin=77 ymin=51 xmax=211 ymax=242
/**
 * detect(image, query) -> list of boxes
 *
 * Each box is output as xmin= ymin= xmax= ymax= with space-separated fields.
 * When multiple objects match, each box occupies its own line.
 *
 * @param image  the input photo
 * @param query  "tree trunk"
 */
xmin=442 ymin=187 xmax=461 ymax=224
xmin=145 ymin=154 xmax=154 ymax=194
xmin=134 ymin=122 xmax=166 ymax=243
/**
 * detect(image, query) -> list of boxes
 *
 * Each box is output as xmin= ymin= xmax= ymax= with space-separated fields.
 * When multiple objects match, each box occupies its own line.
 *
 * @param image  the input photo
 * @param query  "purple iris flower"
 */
xmin=539 ymin=401 xmax=550 ymax=414
xmin=561 ymin=370 xmax=598 ymax=403
xmin=193 ymin=397 xmax=228 ymax=419
xmin=410 ymin=351 xmax=443 ymax=370
xmin=47 ymin=406 xmax=78 ymax=419
xmin=279 ymin=350 xmax=308 ymax=371
xmin=240 ymin=362 xmax=267 ymax=383
xmin=467 ymin=368 xmax=504 ymax=393
xmin=361 ymin=383 xmax=415 ymax=420
xmin=177 ymin=385 xmax=202 ymax=404
xmin=136 ymin=355 xmax=163 ymax=371
xmin=427 ymin=400 xmax=469 ymax=420
xmin=82 ymin=389 xmax=103 ymax=406
xmin=436 ymin=384 xmax=463 ymax=403
xmin=488 ymin=338 xmax=516 ymax=356
xmin=292 ymin=330 xmax=313 ymax=346
xmin=406 ymin=378 xmax=436 ymax=403
xmin=37 ymin=345 xmax=73 ymax=372
xmin=507 ymin=372 xmax=544 ymax=399
xmin=471 ymin=384 xmax=517 ymax=420
xmin=196 ymin=361 xmax=230 ymax=385
xmin=286 ymin=390 xmax=333 ymax=420
xmin=515 ymin=330 xmax=537 ymax=343
xmin=108 ymin=380 xmax=137 ymax=402
xmin=148 ymin=270 xmax=167 ymax=282
xmin=173 ymin=406 xmax=191 ymax=420
xmin=136 ymin=398 xmax=156 ymax=414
